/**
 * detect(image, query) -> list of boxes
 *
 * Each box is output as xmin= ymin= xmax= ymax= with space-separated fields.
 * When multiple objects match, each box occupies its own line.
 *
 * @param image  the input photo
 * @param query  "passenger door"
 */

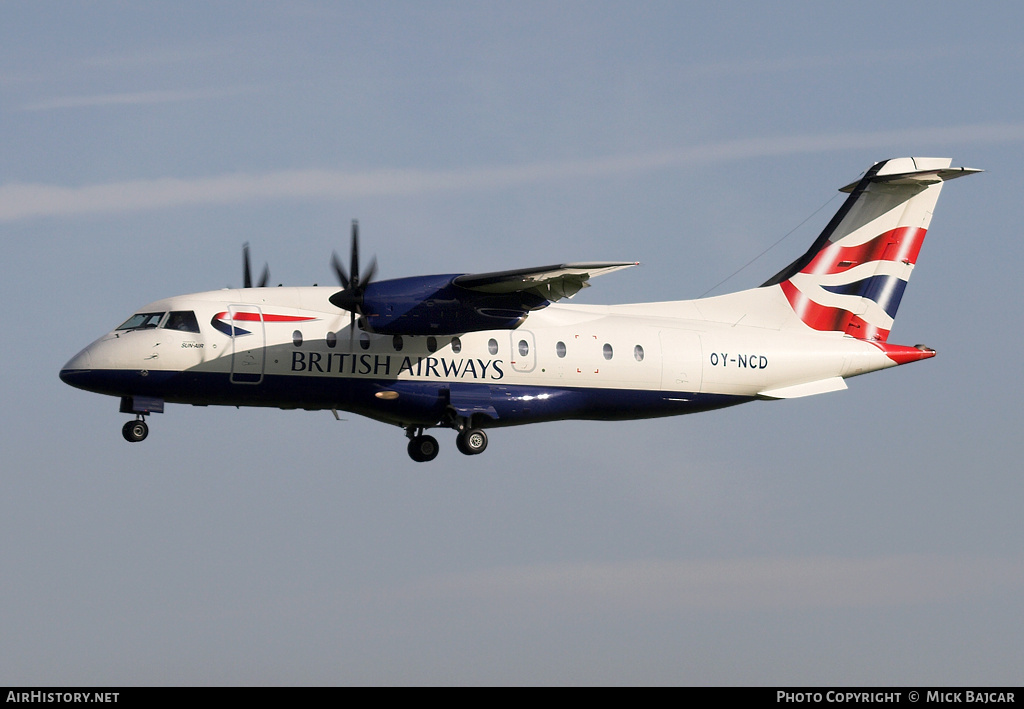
xmin=229 ymin=305 xmax=266 ymax=384
xmin=659 ymin=329 xmax=702 ymax=392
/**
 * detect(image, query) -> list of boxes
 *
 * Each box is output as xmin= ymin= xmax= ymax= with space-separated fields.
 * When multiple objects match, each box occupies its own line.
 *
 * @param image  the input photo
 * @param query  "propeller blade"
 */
xmin=329 ymin=219 xmax=379 ymax=330
xmin=350 ymin=220 xmax=360 ymax=286
xmin=362 ymin=255 xmax=378 ymax=287
xmin=243 ymin=243 xmax=270 ymax=288
xmin=243 ymin=242 xmax=253 ymax=289
xmin=331 ymin=251 xmax=350 ymax=290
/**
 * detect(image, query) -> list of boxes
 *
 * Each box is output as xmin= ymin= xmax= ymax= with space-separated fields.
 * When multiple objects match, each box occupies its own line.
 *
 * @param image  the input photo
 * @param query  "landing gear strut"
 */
xmin=119 ymin=396 xmax=162 ymax=443
xmin=122 ymin=417 xmax=149 ymax=443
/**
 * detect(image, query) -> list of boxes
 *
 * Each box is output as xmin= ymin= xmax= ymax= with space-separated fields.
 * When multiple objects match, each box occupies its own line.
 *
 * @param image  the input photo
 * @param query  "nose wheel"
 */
xmin=122 ymin=417 xmax=149 ymax=443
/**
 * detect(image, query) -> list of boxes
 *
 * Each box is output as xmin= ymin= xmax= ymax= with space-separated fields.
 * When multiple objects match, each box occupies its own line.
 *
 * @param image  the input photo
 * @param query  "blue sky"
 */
xmin=2 ymin=2 xmax=1023 ymax=685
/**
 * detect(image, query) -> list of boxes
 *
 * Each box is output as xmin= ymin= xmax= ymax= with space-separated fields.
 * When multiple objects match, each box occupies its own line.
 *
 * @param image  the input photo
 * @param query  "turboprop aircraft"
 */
xmin=60 ymin=157 xmax=979 ymax=461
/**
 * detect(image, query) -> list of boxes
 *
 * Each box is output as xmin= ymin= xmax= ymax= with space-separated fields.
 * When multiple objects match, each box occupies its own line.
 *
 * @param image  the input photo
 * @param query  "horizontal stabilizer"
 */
xmin=839 ymin=161 xmax=982 ymax=192
xmin=758 ymin=377 xmax=847 ymax=400
xmin=454 ymin=262 xmax=638 ymax=301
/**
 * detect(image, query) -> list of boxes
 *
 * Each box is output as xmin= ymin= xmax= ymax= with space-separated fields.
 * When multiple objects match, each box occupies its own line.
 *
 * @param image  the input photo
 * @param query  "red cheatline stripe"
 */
xmin=213 ymin=312 xmax=317 ymax=322
xmin=802 ymin=227 xmax=927 ymax=275
xmin=261 ymin=314 xmax=318 ymax=322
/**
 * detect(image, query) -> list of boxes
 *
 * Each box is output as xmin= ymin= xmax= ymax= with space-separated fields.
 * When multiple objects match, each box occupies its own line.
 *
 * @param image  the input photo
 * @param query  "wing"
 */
xmin=349 ymin=262 xmax=639 ymax=335
xmin=452 ymin=261 xmax=639 ymax=301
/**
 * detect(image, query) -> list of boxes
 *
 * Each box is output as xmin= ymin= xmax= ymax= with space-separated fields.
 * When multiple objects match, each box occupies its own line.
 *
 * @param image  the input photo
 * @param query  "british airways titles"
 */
xmin=290 ymin=352 xmax=506 ymax=380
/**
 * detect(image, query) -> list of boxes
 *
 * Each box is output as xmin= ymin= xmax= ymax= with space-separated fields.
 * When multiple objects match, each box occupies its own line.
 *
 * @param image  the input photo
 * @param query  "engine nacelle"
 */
xmin=350 ymin=274 xmax=549 ymax=335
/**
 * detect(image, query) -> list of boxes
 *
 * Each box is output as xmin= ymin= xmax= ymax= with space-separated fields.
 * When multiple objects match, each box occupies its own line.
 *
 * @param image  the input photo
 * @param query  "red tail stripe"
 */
xmin=779 ymin=281 xmax=890 ymax=341
xmin=869 ymin=341 xmax=936 ymax=364
xmin=802 ymin=227 xmax=927 ymax=275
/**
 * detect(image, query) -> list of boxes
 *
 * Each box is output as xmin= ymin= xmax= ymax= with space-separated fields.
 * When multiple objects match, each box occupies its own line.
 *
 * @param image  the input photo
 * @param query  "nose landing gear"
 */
xmin=119 ymin=396 xmax=162 ymax=443
xmin=122 ymin=417 xmax=149 ymax=443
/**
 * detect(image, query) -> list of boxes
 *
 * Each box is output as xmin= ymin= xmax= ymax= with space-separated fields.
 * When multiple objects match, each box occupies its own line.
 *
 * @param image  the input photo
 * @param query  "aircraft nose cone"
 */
xmin=59 ymin=347 xmax=93 ymax=388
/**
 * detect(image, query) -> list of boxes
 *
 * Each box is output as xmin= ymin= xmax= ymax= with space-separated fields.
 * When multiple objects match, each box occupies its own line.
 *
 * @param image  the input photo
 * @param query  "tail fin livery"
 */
xmin=763 ymin=157 xmax=980 ymax=342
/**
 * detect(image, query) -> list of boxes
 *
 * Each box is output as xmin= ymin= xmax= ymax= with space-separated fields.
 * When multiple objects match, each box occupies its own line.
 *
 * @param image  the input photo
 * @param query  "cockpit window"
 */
xmin=164 ymin=311 xmax=200 ymax=333
xmin=117 ymin=312 xmax=165 ymax=331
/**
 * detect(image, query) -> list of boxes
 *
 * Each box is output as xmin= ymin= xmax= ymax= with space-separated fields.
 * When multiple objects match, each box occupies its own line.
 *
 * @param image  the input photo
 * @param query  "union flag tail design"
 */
xmin=763 ymin=157 xmax=980 ymax=342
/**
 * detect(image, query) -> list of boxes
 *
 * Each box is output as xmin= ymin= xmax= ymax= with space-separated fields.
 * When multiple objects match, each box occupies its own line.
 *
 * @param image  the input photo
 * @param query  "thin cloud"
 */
xmin=20 ymin=85 xmax=262 ymax=111
xmin=81 ymin=44 xmax=239 ymax=69
xmin=1 ymin=123 xmax=1019 ymax=222
xmin=393 ymin=555 xmax=1024 ymax=614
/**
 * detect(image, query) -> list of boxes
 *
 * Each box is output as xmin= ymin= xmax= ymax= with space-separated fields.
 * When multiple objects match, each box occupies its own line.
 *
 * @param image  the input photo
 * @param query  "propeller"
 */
xmin=330 ymin=220 xmax=378 ymax=333
xmin=243 ymin=242 xmax=270 ymax=288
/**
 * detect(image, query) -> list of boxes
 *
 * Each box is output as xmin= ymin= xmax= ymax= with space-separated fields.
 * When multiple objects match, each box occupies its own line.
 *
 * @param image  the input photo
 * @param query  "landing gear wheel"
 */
xmin=122 ymin=419 xmax=149 ymax=443
xmin=407 ymin=435 xmax=439 ymax=462
xmin=456 ymin=428 xmax=488 ymax=456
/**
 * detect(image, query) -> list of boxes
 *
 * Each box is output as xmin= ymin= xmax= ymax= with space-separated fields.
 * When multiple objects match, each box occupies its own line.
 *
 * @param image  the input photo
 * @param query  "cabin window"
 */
xmin=488 ymin=338 xmax=498 ymax=355
xmin=518 ymin=339 xmax=529 ymax=357
xmin=326 ymin=331 xmax=337 ymax=348
xmin=117 ymin=312 xmax=165 ymax=331
xmin=393 ymin=335 xmax=404 ymax=352
xmin=293 ymin=330 xmax=303 ymax=347
xmin=556 ymin=341 xmax=566 ymax=358
xmin=634 ymin=344 xmax=644 ymax=362
xmin=451 ymin=336 xmax=462 ymax=354
xmin=427 ymin=336 xmax=438 ymax=353
xmin=359 ymin=332 xmax=370 ymax=350
xmin=164 ymin=311 xmax=200 ymax=333
xmin=603 ymin=343 xmax=613 ymax=360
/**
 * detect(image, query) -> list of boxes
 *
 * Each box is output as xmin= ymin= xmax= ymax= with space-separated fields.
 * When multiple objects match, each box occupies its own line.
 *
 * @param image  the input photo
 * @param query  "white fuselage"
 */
xmin=61 ymin=284 xmax=903 ymax=430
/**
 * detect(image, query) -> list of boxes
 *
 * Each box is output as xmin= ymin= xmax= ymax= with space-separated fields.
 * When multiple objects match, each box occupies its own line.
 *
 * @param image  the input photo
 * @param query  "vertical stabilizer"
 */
xmin=763 ymin=158 xmax=980 ymax=341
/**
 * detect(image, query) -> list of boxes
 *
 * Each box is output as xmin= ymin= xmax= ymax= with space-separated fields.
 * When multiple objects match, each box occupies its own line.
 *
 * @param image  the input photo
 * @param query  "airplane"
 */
xmin=60 ymin=157 xmax=979 ymax=462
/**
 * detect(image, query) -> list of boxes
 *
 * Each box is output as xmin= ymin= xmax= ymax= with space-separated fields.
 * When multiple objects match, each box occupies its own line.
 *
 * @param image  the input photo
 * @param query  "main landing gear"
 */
xmin=405 ymin=420 xmax=488 ymax=462
xmin=456 ymin=428 xmax=488 ymax=456
xmin=407 ymin=430 xmax=440 ymax=462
